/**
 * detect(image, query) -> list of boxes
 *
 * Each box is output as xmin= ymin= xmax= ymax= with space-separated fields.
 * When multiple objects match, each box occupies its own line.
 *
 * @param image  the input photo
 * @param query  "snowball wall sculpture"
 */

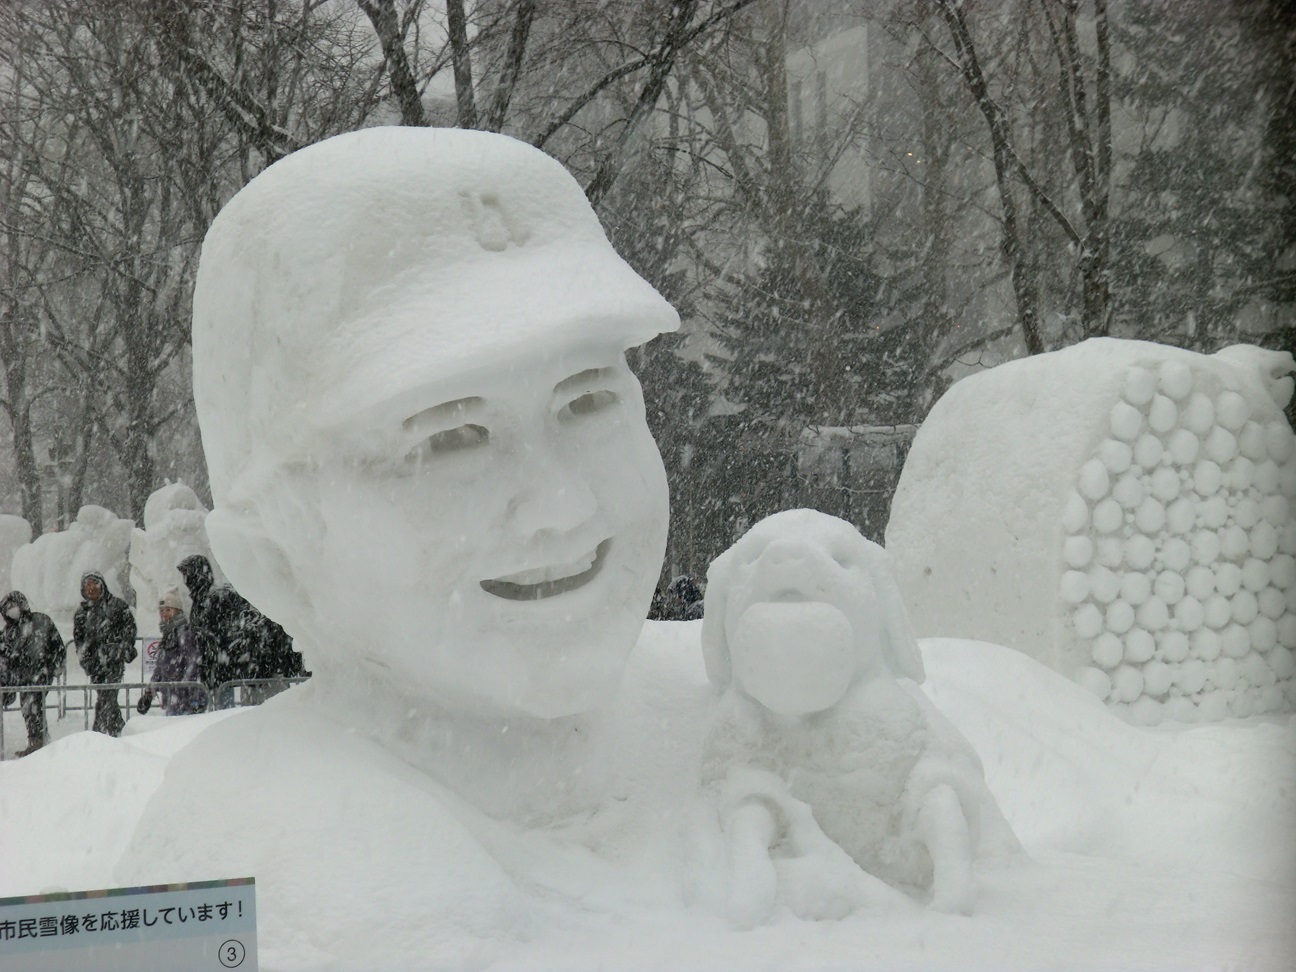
xmin=127 ymin=482 xmax=220 ymax=632
xmin=9 ymin=505 xmax=134 ymax=627
xmin=887 ymin=339 xmax=1295 ymax=725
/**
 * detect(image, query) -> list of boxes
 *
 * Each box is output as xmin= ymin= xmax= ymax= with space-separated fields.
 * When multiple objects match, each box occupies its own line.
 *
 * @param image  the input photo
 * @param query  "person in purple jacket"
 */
xmin=138 ymin=588 xmax=206 ymax=716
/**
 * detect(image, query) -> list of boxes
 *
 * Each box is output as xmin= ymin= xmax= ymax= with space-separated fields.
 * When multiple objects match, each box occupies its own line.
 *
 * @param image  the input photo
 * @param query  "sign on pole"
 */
xmin=0 ymin=878 xmax=257 ymax=971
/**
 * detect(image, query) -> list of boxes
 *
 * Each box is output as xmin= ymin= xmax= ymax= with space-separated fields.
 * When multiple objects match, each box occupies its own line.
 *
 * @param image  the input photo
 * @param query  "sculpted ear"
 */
xmin=204 ymin=503 xmax=314 ymax=634
xmin=701 ymin=548 xmax=735 ymax=691
xmin=871 ymin=556 xmax=925 ymax=684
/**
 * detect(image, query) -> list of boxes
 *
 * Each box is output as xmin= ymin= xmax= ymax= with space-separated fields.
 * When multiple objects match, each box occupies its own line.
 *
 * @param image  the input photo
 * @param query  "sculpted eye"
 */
xmin=405 ymin=424 xmax=489 ymax=465
xmin=558 ymin=389 xmax=619 ymax=421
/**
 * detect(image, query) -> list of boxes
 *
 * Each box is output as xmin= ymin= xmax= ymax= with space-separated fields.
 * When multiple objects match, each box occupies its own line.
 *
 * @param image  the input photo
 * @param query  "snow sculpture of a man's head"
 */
xmin=193 ymin=127 xmax=678 ymax=719
xmin=702 ymin=510 xmax=925 ymax=715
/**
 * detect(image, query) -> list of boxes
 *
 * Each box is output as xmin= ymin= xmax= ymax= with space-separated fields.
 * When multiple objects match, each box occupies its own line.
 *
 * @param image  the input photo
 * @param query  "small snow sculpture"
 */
xmin=10 ymin=505 xmax=133 ymax=628
xmin=887 ymin=338 xmax=1296 ymax=724
xmin=127 ymin=483 xmax=220 ymax=634
xmin=697 ymin=510 xmax=1015 ymax=923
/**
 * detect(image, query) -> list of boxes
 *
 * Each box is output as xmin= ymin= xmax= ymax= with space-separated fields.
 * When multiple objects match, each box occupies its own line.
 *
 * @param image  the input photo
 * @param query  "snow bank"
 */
xmin=887 ymin=339 xmax=1296 ymax=724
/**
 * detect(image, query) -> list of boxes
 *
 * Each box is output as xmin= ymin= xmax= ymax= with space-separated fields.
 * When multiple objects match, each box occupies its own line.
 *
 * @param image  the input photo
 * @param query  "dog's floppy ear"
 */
xmin=701 ymin=544 xmax=737 ymax=691
xmin=869 ymin=550 xmax=925 ymax=683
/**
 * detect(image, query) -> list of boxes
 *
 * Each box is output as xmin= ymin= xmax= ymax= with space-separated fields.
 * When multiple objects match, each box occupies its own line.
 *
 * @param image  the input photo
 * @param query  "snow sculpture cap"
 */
xmin=193 ymin=126 xmax=680 ymax=501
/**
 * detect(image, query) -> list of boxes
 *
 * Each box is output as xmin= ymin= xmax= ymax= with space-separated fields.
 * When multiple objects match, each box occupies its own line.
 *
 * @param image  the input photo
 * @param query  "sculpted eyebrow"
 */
xmin=553 ymin=368 xmax=616 ymax=395
xmin=401 ymin=396 xmax=485 ymax=432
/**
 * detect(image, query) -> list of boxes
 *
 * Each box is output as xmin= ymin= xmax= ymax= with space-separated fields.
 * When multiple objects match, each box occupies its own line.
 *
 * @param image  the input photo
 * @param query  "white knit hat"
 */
xmin=158 ymin=587 xmax=185 ymax=612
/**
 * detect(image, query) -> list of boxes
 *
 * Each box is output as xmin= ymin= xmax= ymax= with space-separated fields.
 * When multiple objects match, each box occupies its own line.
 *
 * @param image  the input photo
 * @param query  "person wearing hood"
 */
xmin=178 ymin=554 xmax=302 ymax=708
xmin=73 ymin=571 xmax=137 ymax=736
xmin=138 ymin=587 xmax=205 ymax=716
xmin=1 ymin=590 xmax=65 ymax=756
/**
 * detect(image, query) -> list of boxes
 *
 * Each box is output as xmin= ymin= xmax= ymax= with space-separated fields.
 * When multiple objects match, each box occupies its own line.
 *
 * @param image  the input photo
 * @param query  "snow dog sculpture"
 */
xmin=698 ymin=510 xmax=1016 ymax=922
xmin=888 ymin=339 xmax=1295 ymax=724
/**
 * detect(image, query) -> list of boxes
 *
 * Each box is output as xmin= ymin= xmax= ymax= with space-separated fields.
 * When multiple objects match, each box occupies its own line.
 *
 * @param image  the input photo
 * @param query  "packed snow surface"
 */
xmin=1 ymin=629 xmax=1292 ymax=970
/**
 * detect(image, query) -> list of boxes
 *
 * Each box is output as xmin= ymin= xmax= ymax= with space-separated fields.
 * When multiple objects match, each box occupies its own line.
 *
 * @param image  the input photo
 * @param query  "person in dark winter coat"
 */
xmin=73 ymin=571 xmax=137 ymax=736
xmin=138 ymin=588 xmax=205 ymax=716
xmin=177 ymin=554 xmax=305 ymax=708
xmin=1 ymin=590 xmax=66 ymax=756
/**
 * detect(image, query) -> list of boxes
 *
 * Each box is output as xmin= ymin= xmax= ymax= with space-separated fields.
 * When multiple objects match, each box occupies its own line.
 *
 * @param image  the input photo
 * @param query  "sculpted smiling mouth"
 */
xmin=480 ymin=540 xmax=611 ymax=600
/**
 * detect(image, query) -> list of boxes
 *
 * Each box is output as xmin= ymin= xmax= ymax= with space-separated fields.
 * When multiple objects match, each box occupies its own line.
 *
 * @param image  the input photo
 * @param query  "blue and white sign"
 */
xmin=0 ymin=878 xmax=257 ymax=971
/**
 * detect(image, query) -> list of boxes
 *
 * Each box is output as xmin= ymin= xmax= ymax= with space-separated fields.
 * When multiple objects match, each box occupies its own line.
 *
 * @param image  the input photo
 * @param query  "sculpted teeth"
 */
xmin=480 ymin=540 xmax=610 ymax=600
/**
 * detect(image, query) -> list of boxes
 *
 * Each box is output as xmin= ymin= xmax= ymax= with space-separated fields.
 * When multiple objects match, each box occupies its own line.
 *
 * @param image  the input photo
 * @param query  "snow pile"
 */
xmin=9 ymin=505 xmax=134 ymax=626
xmin=696 ymin=511 xmax=1016 ymax=921
xmin=0 ymin=513 xmax=32 ymax=594
xmin=887 ymin=338 xmax=1296 ymax=724
xmin=127 ymin=483 xmax=221 ymax=633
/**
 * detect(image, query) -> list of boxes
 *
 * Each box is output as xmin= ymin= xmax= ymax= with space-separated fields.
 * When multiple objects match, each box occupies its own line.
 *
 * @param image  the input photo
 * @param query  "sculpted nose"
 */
xmin=508 ymin=447 xmax=597 ymax=537
xmin=756 ymin=537 xmax=815 ymax=569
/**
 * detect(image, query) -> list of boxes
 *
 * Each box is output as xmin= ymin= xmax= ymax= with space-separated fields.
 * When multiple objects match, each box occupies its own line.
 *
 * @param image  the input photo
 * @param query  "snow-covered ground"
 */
xmin=2 ymin=627 xmax=1291 ymax=971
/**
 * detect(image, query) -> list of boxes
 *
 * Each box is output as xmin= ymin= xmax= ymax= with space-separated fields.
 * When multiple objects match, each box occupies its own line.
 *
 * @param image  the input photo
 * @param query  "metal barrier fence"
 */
xmin=0 ymin=676 xmax=309 ymax=759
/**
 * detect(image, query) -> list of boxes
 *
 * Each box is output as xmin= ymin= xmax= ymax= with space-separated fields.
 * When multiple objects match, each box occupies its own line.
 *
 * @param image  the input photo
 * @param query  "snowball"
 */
xmin=1221 ymin=623 xmax=1251 ymax=659
xmin=1189 ymin=628 xmax=1219 ymax=660
xmin=1219 ymin=525 xmax=1249 ymax=560
xmin=1204 ymin=426 xmax=1238 ymax=465
xmin=1153 ymin=571 xmax=1185 ymax=605
xmin=1110 ymin=400 xmax=1145 ymax=441
xmin=1181 ymin=392 xmax=1216 ymax=434
xmin=1164 ymin=498 xmax=1195 ymax=536
xmin=1073 ymin=604 xmax=1104 ymax=639
xmin=1225 ymin=457 xmax=1255 ymax=491
xmin=1063 ymin=535 xmax=1094 ymax=569
xmin=1197 ymin=691 xmax=1228 ymax=720
xmin=1254 ymin=459 xmax=1281 ymax=493
xmin=1232 ymin=496 xmax=1260 ymax=529
xmin=1282 ymin=521 xmax=1296 ymax=556
xmin=1265 ymin=421 xmax=1294 ymax=462
xmin=1092 ymin=499 xmax=1124 ymax=534
xmin=1134 ymin=497 xmax=1166 ymax=534
xmin=1191 ymin=529 xmax=1222 ymax=564
xmin=1060 ymin=570 xmax=1090 ymax=604
xmin=1279 ymin=615 xmax=1296 ymax=650
xmin=1215 ymin=390 xmax=1250 ymax=431
xmin=1137 ymin=597 xmax=1170 ymax=632
xmin=1240 ymin=558 xmax=1271 ymax=593
xmin=1123 ymin=366 xmax=1157 ymax=406
xmin=1258 ymin=586 xmax=1287 ymax=620
xmin=1092 ymin=632 xmax=1124 ymax=669
xmin=1174 ymin=595 xmax=1205 ymax=633
xmin=1258 ymin=684 xmax=1285 ymax=713
xmin=1133 ymin=434 xmax=1164 ymax=470
xmin=1158 ymin=360 xmax=1194 ymax=400
xmin=1089 ymin=565 xmax=1121 ymax=603
xmin=1249 ymin=521 xmax=1279 ymax=560
xmin=1165 ymin=428 xmax=1200 ymax=466
xmin=1200 ymin=496 xmax=1228 ymax=529
xmin=1120 ymin=571 xmax=1152 ymax=605
xmin=1161 ymin=629 xmax=1191 ymax=662
xmin=1260 ymin=494 xmax=1289 ymax=527
xmin=1238 ymin=422 xmax=1268 ymax=461
xmin=1149 ymin=466 xmax=1181 ymax=502
xmin=1061 ymin=491 xmax=1090 ymax=533
xmin=1271 ymin=555 xmax=1296 ymax=589
xmin=1192 ymin=459 xmax=1223 ymax=495
xmin=1124 ymin=535 xmax=1157 ymax=571
xmin=1185 ymin=566 xmax=1216 ymax=601
xmin=1077 ymin=458 xmax=1111 ymax=500
xmin=1096 ymin=537 xmax=1124 ymax=567
xmin=1098 ymin=439 xmax=1134 ymax=475
xmin=1241 ymin=651 xmax=1275 ymax=688
xmin=1228 ymin=691 xmax=1255 ymax=717
xmin=1282 ymin=465 xmax=1296 ymax=503
xmin=1106 ymin=599 xmax=1136 ymax=634
xmin=1111 ymin=474 xmax=1144 ymax=509
xmin=1268 ymin=646 xmax=1295 ymax=679
xmin=1142 ymin=659 xmax=1173 ymax=696
xmin=1249 ymin=615 xmax=1278 ymax=653
xmin=1216 ymin=659 xmax=1242 ymax=692
xmin=1273 ymin=375 xmax=1296 ymax=410
xmin=1148 ymin=395 xmax=1178 ymax=434
xmin=1127 ymin=696 xmax=1164 ymax=726
xmin=1175 ymin=659 xmax=1207 ymax=694
xmin=1230 ymin=589 xmax=1259 ymax=625
xmin=1112 ymin=664 xmax=1145 ymax=703
xmin=1215 ymin=562 xmax=1243 ymax=597
xmin=1164 ymin=695 xmax=1200 ymax=722
xmin=1124 ymin=628 xmax=1156 ymax=664
xmin=1203 ymin=594 xmax=1232 ymax=629
xmin=1075 ymin=666 xmax=1113 ymax=701
xmin=1160 ymin=537 xmax=1191 ymax=572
